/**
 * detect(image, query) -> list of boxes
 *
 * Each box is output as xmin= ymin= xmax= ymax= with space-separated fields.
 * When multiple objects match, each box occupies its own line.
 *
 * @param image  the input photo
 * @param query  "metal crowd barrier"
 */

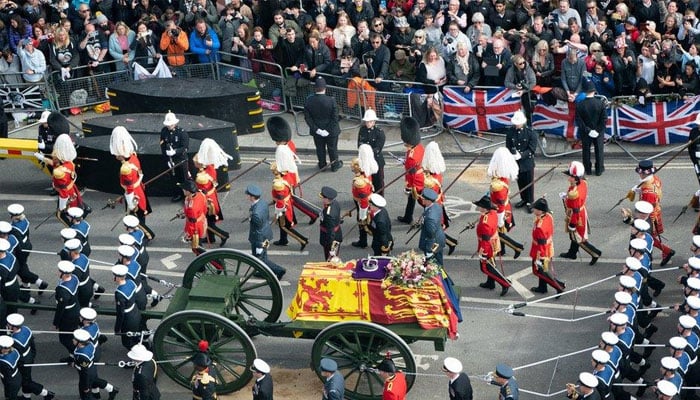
xmin=0 ymin=71 xmax=51 ymax=122
xmin=46 ymin=59 xmax=129 ymax=111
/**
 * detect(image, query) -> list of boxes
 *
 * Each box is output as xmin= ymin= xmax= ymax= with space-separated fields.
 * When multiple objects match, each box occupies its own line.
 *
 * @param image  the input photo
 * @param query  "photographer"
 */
xmin=131 ymin=21 xmax=160 ymax=69
xmin=296 ymin=31 xmax=331 ymax=80
xmin=678 ymin=11 xmax=700 ymax=48
xmin=184 ymin=0 xmax=217 ymax=31
xmin=189 ymin=17 xmax=219 ymax=63
xmin=159 ymin=19 xmax=188 ymax=66
xmin=268 ymin=10 xmax=301 ymax=47
xmin=505 ymin=54 xmax=535 ymax=117
xmin=441 ymin=20 xmax=468 ymax=59
xmin=363 ymin=32 xmax=390 ymax=90
xmin=218 ymin=2 xmax=247 ymax=61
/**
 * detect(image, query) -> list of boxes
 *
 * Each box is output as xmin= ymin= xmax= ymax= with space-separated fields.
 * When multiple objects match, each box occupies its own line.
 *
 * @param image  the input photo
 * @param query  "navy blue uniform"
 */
xmin=82 ymin=321 xmax=103 ymax=362
xmin=319 ymin=198 xmax=342 ymax=260
xmin=0 ymin=347 xmax=21 ymax=400
xmin=125 ymin=260 xmax=148 ymax=311
xmin=54 ymin=275 xmax=80 ymax=352
xmin=9 ymin=218 xmax=38 ymax=286
xmin=115 ymin=280 xmax=142 ymax=349
xmin=74 ymin=342 xmax=109 ymax=400
xmin=419 ymin=202 xmax=446 ymax=266
xmin=11 ymin=325 xmax=45 ymax=396
xmin=72 ymin=254 xmax=94 ymax=308
xmin=248 ymin=198 xmax=285 ymax=278
xmin=133 ymin=359 xmax=160 ymax=400
xmin=71 ymin=220 xmax=91 ymax=256
xmin=0 ymin=252 xmax=20 ymax=316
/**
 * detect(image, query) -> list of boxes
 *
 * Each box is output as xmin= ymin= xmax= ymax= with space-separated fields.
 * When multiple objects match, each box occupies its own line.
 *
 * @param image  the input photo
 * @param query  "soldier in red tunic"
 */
xmin=109 ymin=126 xmax=154 ymax=240
xmin=270 ymin=163 xmax=308 ymax=251
xmin=194 ymin=138 xmax=232 ymax=247
xmin=487 ymin=147 xmax=523 ymax=259
xmin=377 ymin=358 xmax=407 ymax=400
xmin=397 ymin=117 xmax=424 ymax=225
xmin=559 ymin=161 xmax=602 ymax=265
xmin=530 ymin=198 xmax=565 ymax=294
xmin=181 ymin=180 xmax=208 ymax=254
xmin=350 ymin=144 xmax=377 ymax=249
xmin=421 ymin=141 xmax=458 ymax=255
xmin=475 ymin=195 xmax=510 ymax=297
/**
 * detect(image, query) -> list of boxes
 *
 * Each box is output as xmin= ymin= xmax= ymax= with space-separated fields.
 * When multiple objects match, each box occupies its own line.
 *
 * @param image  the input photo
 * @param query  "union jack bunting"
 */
xmin=442 ymin=86 xmax=521 ymax=132
xmin=616 ymin=98 xmax=700 ymax=145
xmin=532 ymin=100 xmax=613 ymax=140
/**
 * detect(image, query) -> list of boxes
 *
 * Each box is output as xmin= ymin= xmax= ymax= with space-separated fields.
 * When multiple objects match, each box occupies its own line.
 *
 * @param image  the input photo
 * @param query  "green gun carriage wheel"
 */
xmin=182 ymin=249 xmax=284 ymax=323
xmin=152 ymin=310 xmax=257 ymax=394
xmin=310 ymin=321 xmax=417 ymax=400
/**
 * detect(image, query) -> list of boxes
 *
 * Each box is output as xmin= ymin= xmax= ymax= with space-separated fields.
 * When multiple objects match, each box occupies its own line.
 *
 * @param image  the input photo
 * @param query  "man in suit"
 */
xmin=304 ymin=77 xmax=343 ymax=172
xmin=368 ymin=194 xmax=393 ymax=256
xmin=319 ymin=186 xmax=343 ymax=261
xmin=506 ymin=110 xmax=538 ymax=212
xmin=442 ymin=357 xmax=473 ymax=400
xmin=576 ymin=79 xmax=607 ymax=176
xmin=419 ymin=188 xmax=446 ymax=266
xmin=246 ymin=185 xmax=286 ymax=280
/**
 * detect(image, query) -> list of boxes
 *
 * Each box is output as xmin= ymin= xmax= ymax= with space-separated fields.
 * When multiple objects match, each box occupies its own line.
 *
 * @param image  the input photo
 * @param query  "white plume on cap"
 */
xmin=52 ymin=134 xmax=76 ymax=162
xmin=196 ymin=138 xmax=233 ymax=168
xmin=275 ymin=145 xmax=298 ymax=175
xmin=487 ymin=147 xmax=519 ymax=180
xmin=422 ymin=141 xmax=446 ymax=174
xmin=357 ymin=144 xmax=378 ymax=176
xmin=109 ymin=126 xmax=138 ymax=158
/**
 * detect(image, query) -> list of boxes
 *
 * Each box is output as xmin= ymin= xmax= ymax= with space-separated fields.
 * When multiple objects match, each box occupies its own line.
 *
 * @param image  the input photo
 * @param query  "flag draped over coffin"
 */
xmin=615 ymin=97 xmax=700 ymax=144
xmin=442 ymin=86 xmax=521 ymax=132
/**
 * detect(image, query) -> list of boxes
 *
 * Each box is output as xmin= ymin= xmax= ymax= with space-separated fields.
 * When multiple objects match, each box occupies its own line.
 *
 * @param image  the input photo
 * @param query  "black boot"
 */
xmin=479 ymin=277 xmax=495 ymax=290
xmin=559 ymin=241 xmax=579 ymax=259
xmin=580 ymin=242 xmax=602 ymax=265
xmin=531 ymin=279 xmax=548 ymax=293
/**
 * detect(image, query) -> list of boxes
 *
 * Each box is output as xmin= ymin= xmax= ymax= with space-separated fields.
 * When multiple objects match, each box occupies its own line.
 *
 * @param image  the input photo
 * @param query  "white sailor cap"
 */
xmin=694 ymin=235 xmax=700 ymax=248
xmin=251 ymin=358 xmax=270 ymax=374
xmin=6 ymin=313 xmax=24 ymax=327
xmin=58 ymin=260 xmax=75 ymax=273
xmin=625 ymin=257 xmax=642 ymax=271
xmin=661 ymin=356 xmax=680 ymax=371
xmin=669 ymin=336 xmax=689 ymax=350
xmin=112 ymin=264 xmax=128 ymax=276
xmin=0 ymin=336 xmax=13 ymax=348
xmin=592 ymin=349 xmax=610 ymax=364
xmin=118 ymin=245 xmax=135 ymax=258
xmin=679 ymin=315 xmax=696 ymax=329
xmin=7 ymin=204 xmax=23 ymax=215
xmin=601 ymin=331 xmax=619 ymax=345
xmin=687 ymin=295 xmax=700 ymax=310
xmin=632 ymin=219 xmax=650 ymax=232
xmin=72 ymin=329 xmax=91 ymax=342
xmin=118 ymin=234 xmax=136 ymax=246
xmin=123 ymin=215 xmax=140 ymax=228
xmin=634 ymin=201 xmax=653 ymax=214
xmin=0 ymin=222 xmax=11 ymax=234
xmin=579 ymin=372 xmax=598 ymax=388
xmin=67 ymin=207 xmax=84 ymax=218
xmin=442 ymin=357 xmax=463 ymax=373
xmin=369 ymin=193 xmax=387 ymax=208
xmin=614 ymin=291 xmax=632 ymax=305
xmin=657 ymin=380 xmax=678 ymax=397
xmin=80 ymin=307 xmax=97 ymax=321
xmin=619 ymin=275 xmax=637 ymax=289
xmin=609 ymin=312 xmax=629 ymax=326
xmin=64 ymin=238 xmax=82 ymax=251
xmin=60 ymin=228 xmax=77 ymax=240
xmin=688 ymin=277 xmax=700 ymax=291
xmin=0 ymin=238 xmax=9 ymax=252
xmin=689 ymin=257 xmax=700 ymax=271
xmin=629 ymin=238 xmax=647 ymax=251
xmin=127 ymin=344 xmax=153 ymax=362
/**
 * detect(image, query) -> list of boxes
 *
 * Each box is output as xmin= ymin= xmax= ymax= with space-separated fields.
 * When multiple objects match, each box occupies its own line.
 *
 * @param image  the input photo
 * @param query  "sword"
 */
xmin=443 ymin=152 xmax=482 ymax=195
xmin=103 ymin=159 xmax=188 ymax=209
xmin=341 ymin=170 xmax=409 ymax=223
xmin=459 ymin=218 xmax=478 ymax=234
xmin=297 ymin=162 xmax=333 ymax=189
xmin=673 ymin=194 xmax=699 ymax=224
xmin=75 ymin=157 xmax=99 ymax=162
xmin=34 ymin=211 xmax=56 ymax=230
xmin=508 ymin=163 xmax=560 ymax=201
xmin=218 ymin=158 xmax=267 ymax=193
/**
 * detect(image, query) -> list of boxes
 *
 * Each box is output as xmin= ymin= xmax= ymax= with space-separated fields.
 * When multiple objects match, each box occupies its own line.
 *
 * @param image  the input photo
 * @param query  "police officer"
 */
xmin=191 ymin=352 xmax=217 ymax=400
xmin=113 ymin=264 xmax=142 ymax=350
xmin=160 ymin=111 xmax=190 ymax=202
xmin=418 ymin=188 xmax=446 ymax=266
xmin=490 ymin=363 xmax=518 ymax=400
xmin=397 ymin=117 xmax=424 ymax=225
xmin=251 ymin=358 xmax=273 ymax=400
xmin=246 ymin=185 xmax=286 ymax=280
xmin=0 ymin=335 xmax=21 ymax=400
xmin=442 ymin=357 xmax=473 ymax=400
xmin=6 ymin=314 xmax=55 ymax=400
xmin=319 ymin=187 xmax=342 ymax=261
xmin=7 ymin=204 xmax=47 ymax=294
xmin=576 ymin=80 xmax=607 ymax=176
xmin=54 ymin=260 xmax=80 ymax=356
xmin=304 ymin=77 xmax=343 ymax=172
xmin=67 ymin=207 xmax=91 ymax=257
xmin=128 ymin=343 xmax=160 ymax=400
xmin=320 ymin=358 xmax=344 ymax=400
xmin=368 ymin=194 xmax=393 ymax=256
xmin=377 ymin=358 xmax=407 ymax=400
xmin=358 ymin=109 xmax=386 ymax=195
xmin=72 ymin=329 xmax=118 ymax=400
xmin=505 ymin=110 xmax=537 ymax=212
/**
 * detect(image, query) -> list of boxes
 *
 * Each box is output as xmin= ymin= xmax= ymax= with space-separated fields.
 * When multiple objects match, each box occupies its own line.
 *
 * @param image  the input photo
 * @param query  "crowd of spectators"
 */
xmin=0 ymin=0 xmax=696 ymax=99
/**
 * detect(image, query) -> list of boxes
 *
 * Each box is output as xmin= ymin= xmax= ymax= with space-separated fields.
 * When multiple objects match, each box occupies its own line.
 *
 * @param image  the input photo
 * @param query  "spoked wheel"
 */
xmin=182 ymin=249 xmax=283 ymax=323
xmin=311 ymin=321 xmax=416 ymax=400
xmin=152 ymin=310 xmax=257 ymax=394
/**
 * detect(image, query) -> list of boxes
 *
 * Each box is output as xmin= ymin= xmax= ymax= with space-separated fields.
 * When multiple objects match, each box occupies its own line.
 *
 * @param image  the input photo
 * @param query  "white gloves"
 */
xmin=275 ymin=206 xmax=285 ymax=218
xmin=513 ymin=151 xmax=522 ymax=161
xmin=316 ymin=129 xmax=329 ymax=137
xmin=255 ymin=248 xmax=263 ymax=255
xmin=695 ymin=151 xmax=700 ymax=159
xmin=559 ymin=192 xmax=567 ymax=200
xmin=396 ymin=157 xmax=406 ymax=164
xmin=329 ymin=250 xmax=336 ymax=257
xmin=165 ymin=148 xmax=176 ymax=157
xmin=60 ymin=67 xmax=70 ymax=80
xmin=34 ymin=152 xmax=44 ymax=161
xmin=568 ymin=224 xmax=576 ymax=231
xmin=37 ymin=141 xmax=45 ymax=150
xmin=695 ymin=189 xmax=700 ymax=197
xmin=631 ymin=186 xmax=641 ymax=195
xmin=588 ymin=129 xmax=599 ymax=138
xmin=497 ymin=212 xmax=505 ymax=228
xmin=535 ymin=259 xmax=543 ymax=268
xmin=359 ymin=207 xmax=368 ymax=221
xmin=124 ymin=192 xmax=136 ymax=210
xmin=425 ymin=252 xmax=434 ymax=259
xmin=404 ymin=187 xmax=412 ymax=195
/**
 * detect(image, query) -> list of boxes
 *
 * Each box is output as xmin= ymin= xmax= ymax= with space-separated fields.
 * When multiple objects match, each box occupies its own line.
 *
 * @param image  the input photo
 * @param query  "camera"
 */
xmin=170 ymin=28 xmax=179 ymax=35
xmin=444 ymin=37 xmax=454 ymax=45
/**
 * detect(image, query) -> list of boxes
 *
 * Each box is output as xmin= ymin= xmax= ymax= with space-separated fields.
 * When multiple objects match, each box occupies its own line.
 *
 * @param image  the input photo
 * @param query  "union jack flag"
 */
xmin=616 ymin=98 xmax=700 ymax=144
xmin=532 ymin=100 xmax=613 ymax=139
xmin=442 ymin=87 xmax=521 ymax=132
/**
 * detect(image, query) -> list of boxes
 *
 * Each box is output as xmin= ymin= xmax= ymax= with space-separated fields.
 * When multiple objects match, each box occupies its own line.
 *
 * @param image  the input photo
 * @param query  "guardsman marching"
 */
xmin=181 ymin=180 xmax=208 ymax=255
xmin=54 ymin=260 xmax=80 ymax=355
xmin=529 ymin=198 xmax=565 ymax=295
xmin=0 ymin=238 xmax=21 ymax=318
xmin=117 ymin=245 xmax=149 ymax=311
xmin=160 ymin=111 xmax=190 ymax=203
xmin=441 ymin=357 xmax=473 ymax=400
xmin=377 ymin=358 xmax=407 ymax=400
xmin=270 ymin=162 xmax=308 ymax=251
xmin=418 ymin=189 xmax=446 ymax=266
xmin=191 ymin=352 xmax=217 ymax=400
xmin=267 ymin=116 xmax=299 ymax=156
xmin=397 ymin=117 xmax=424 ymax=225
xmin=246 ymin=185 xmax=286 ymax=280
xmin=490 ymin=363 xmax=518 ymax=400
xmin=349 ymin=144 xmax=377 ymax=249
xmin=0 ymin=335 xmax=21 ymax=400
xmin=487 ymin=148 xmax=524 ymax=259
xmin=626 ymin=160 xmax=675 ymax=266
xmin=566 ymin=372 xmax=600 ymax=400
xmin=72 ymin=328 xmax=119 ymax=400
xmin=368 ymin=194 xmax=393 ymax=256
xmin=110 ymin=126 xmax=154 ymax=238
xmin=319 ymin=358 xmax=344 ymax=400
xmin=421 ymin=141 xmax=458 ymax=255
xmin=128 ymin=344 xmax=160 ymax=400
xmin=7 ymin=204 xmax=48 ymax=294
xmin=194 ymin=138 xmax=232 ymax=247
xmin=6 ymin=313 xmax=55 ymax=400
xmin=67 ymin=207 xmax=91 ymax=257
xmin=123 ymin=215 xmax=150 ymax=266
xmin=65 ymin=238 xmax=94 ymax=308
xmin=474 ymin=195 xmax=510 ymax=297
xmin=358 ymin=109 xmax=386 ymax=195
xmin=112 ymin=264 xmax=142 ymax=350
xmin=251 ymin=358 xmax=273 ymax=400
xmin=559 ymin=161 xmax=602 ymax=265
xmin=79 ymin=307 xmax=105 ymax=361
xmin=319 ymin=187 xmax=342 ymax=262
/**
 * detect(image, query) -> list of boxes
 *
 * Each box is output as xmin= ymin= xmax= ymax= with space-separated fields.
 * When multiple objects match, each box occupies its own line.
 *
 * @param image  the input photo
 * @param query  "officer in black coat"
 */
xmin=357 ymin=109 xmax=386 ymax=195
xmin=0 ymin=335 xmax=21 ymax=400
xmin=319 ymin=186 xmax=342 ymax=261
xmin=304 ymin=77 xmax=343 ymax=172
xmin=368 ymin=193 xmax=393 ymax=256
xmin=160 ymin=111 xmax=190 ymax=202
xmin=7 ymin=313 xmax=55 ymax=400
xmin=251 ymin=358 xmax=273 ymax=400
xmin=246 ymin=185 xmax=286 ymax=280
xmin=576 ymin=79 xmax=607 ymax=176
xmin=128 ymin=344 xmax=160 ymax=400
xmin=505 ymin=110 xmax=537 ymax=212
xmin=442 ymin=357 xmax=473 ymax=400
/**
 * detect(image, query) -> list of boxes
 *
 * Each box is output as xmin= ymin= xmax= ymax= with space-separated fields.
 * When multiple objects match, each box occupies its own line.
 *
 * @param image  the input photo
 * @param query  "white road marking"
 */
xmin=160 ymin=254 xmax=181 ymax=270
xmin=0 ymin=194 xmax=56 ymax=202
xmin=413 ymin=354 xmax=439 ymax=371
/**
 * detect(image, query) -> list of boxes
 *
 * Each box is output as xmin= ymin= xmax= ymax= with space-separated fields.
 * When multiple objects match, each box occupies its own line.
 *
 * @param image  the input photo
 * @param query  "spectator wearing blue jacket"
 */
xmin=189 ymin=18 xmax=220 ymax=63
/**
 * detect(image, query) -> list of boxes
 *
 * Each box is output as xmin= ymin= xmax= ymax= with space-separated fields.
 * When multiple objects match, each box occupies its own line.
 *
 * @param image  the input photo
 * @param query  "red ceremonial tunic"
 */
xmin=564 ymin=179 xmax=589 ymax=240
xmin=183 ymin=191 xmax=208 ymax=238
xmin=530 ymin=213 xmax=554 ymax=259
xmin=196 ymin=164 xmax=223 ymax=220
xmin=421 ymin=172 xmax=444 ymax=205
xmin=352 ymin=174 xmax=373 ymax=209
xmin=272 ymin=176 xmax=295 ymax=224
xmin=490 ymin=177 xmax=514 ymax=230
xmin=476 ymin=209 xmax=500 ymax=258
xmin=404 ymin=144 xmax=425 ymax=197
xmin=52 ymin=160 xmax=82 ymax=207
xmin=382 ymin=372 xmax=407 ymax=400
xmin=639 ymin=175 xmax=664 ymax=234
xmin=120 ymin=155 xmax=148 ymax=212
